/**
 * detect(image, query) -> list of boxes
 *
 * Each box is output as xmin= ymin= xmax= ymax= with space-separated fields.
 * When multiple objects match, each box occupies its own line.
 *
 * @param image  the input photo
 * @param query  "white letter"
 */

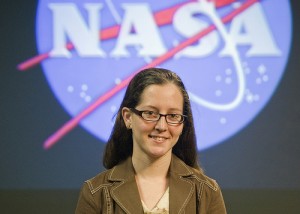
xmin=173 ymin=2 xmax=219 ymax=58
xmin=49 ymin=3 xmax=105 ymax=57
xmin=221 ymin=3 xmax=281 ymax=57
xmin=110 ymin=4 xmax=166 ymax=58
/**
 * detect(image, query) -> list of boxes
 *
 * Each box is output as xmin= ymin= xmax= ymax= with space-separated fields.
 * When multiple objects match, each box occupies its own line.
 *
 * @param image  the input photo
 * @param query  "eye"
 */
xmin=143 ymin=111 xmax=158 ymax=118
xmin=170 ymin=114 xmax=179 ymax=118
xmin=167 ymin=114 xmax=182 ymax=122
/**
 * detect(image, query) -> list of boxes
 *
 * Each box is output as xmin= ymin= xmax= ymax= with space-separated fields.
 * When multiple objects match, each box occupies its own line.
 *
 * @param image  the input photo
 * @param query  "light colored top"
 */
xmin=142 ymin=187 xmax=169 ymax=214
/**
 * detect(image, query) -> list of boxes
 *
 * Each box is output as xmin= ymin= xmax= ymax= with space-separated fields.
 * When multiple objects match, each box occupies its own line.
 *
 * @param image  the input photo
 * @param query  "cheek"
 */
xmin=170 ymin=126 xmax=184 ymax=137
xmin=132 ymin=119 xmax=153 ymax=133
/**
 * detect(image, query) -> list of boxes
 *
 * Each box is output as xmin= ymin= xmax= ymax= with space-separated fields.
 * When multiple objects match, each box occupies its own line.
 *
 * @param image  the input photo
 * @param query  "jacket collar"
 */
xmin=108 ymin=155 xmax=195 ymax=213
xmin=169 ymin=155 xmax=194 ymax=213
xmin=108 ymin=157 xmax=143 ymax=213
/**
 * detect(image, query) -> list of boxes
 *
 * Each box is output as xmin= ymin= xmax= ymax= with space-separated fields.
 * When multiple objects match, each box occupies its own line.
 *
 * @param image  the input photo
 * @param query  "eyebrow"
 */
xmin=139 ymin=105 xmax=183 ymax=112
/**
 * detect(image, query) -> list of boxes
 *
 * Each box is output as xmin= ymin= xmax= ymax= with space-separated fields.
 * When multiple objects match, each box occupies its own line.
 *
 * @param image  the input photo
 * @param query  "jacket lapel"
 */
xmin=109 ymin=158 xmax=144 ymax=214
xmin=108 ymin=155 xmax=195 ymax=213
xmin=169 ymin=155 xmax=194 ymax=213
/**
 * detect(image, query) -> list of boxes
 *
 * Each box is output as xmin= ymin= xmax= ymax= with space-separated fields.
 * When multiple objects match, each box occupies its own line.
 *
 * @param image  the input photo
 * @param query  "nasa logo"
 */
xmin=20 ymin=0 xmax=292 ymax=150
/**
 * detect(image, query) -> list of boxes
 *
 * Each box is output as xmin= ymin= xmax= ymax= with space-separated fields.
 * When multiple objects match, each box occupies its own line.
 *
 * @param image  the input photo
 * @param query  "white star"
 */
xmin=258 ymin=64 xmax=266 ymax=75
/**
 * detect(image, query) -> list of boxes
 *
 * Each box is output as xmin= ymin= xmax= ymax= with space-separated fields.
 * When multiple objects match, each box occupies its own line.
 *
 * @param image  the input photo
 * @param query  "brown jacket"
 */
xmin=75 ymin=155 xmax=226 ymax=213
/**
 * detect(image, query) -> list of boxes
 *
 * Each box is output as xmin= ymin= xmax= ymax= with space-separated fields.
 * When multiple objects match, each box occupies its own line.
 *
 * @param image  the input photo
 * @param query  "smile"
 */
xmin=150 ymin=135 xmax=168 ymax=142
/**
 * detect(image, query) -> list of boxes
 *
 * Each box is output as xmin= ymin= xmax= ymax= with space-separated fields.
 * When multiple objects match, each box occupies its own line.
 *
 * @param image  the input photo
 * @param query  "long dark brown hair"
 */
xmin=103 ymin=67 xmax=200 ymax=170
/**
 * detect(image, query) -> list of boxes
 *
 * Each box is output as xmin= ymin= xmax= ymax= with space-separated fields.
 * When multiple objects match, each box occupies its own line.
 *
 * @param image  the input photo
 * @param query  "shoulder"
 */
xmin=75 ymin=169 xmax=114 ymax=213
xmin=180 ymin=162 xmax=226 ymax=211
xmin=184 ymin=165 xmax=227 ymax=213
xmin=83 ymin=168 xmax=115 ymax=194
xmin=83 ymin=157 xmax=135 ymax=194
xmin=171 ymin=155 xmax=220 ymax=192
xmin=187 ymin=166 xmax=221 ymax=192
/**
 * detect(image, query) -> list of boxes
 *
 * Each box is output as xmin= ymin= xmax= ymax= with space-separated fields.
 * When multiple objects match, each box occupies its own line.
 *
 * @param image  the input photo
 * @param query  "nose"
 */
xmin=155 ymin=115 xmax=167 ymax=131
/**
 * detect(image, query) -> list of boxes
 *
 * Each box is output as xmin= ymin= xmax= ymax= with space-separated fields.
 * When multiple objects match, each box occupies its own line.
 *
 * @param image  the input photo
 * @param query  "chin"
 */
xmin=148 ymin=148 xmax=171 ymax=159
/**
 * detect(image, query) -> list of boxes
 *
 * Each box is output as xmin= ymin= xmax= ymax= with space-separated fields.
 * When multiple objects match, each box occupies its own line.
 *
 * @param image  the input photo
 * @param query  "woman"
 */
xmin=75 ymin=68 xmax=227 ymax=213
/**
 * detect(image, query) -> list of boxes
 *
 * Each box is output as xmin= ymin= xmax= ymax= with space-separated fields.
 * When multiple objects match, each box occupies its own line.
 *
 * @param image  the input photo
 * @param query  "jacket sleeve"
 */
xmin=197 ymin=180 xmax=227 ymax=214
xmin=206 ymin=181 xmax=227 ymax=214
xmin=75 ymin=182 xmax=98 ymax=214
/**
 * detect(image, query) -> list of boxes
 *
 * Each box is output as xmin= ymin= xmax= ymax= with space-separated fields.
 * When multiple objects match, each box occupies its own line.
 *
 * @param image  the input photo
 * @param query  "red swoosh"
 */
xmin=17 ymin=0 xmax=235 ymax=71
xmin=43 ymin=0 xmax=259 ymax=149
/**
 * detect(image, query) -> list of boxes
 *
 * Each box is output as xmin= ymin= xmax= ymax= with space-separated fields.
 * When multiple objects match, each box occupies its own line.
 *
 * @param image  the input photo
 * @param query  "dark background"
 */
xmin=1 ymin=0 xmax=299 ymax=213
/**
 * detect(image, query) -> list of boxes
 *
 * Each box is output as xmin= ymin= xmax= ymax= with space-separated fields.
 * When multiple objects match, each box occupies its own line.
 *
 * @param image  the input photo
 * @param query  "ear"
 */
xmin=122 ymin=107 xmax=132 ymax=129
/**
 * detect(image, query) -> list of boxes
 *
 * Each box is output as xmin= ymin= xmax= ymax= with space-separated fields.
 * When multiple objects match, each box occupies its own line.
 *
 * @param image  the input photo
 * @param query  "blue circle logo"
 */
xmin=20 ymin=0 xmax=292 ymax=150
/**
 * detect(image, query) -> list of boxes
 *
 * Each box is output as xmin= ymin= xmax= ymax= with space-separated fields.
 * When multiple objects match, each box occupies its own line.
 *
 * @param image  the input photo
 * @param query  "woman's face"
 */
xmin=122 ymin=83 xmax=184 ymax=159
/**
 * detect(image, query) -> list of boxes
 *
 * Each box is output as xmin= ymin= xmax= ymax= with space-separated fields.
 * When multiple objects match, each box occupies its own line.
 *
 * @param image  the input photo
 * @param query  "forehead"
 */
xmin=138 ymin=83 xmax=184 ymax=109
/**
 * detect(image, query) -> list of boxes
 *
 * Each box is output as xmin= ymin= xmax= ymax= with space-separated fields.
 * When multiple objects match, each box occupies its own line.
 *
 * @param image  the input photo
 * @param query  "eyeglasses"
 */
xmin=130 ymin=108 xmax=187 ymax=125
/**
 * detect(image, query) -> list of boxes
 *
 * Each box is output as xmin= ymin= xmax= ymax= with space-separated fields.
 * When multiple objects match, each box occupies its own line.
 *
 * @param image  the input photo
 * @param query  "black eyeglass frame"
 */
xmin=129 ymin=108 xmax=187 ymax=125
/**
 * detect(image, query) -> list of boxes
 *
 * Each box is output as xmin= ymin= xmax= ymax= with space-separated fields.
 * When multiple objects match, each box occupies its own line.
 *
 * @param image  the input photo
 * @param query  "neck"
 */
xmin=132 ymin=153 xmax=172 ymax=179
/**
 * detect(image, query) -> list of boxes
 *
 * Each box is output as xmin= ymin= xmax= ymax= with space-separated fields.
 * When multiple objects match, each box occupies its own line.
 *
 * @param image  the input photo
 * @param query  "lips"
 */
xmin=149 ymin=135 xmax=168 ymax=142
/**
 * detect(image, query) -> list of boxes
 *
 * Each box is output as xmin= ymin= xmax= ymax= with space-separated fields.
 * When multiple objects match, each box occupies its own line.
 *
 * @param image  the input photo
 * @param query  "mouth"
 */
xmin=149 ymin=135 xmax=168 ymax=142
